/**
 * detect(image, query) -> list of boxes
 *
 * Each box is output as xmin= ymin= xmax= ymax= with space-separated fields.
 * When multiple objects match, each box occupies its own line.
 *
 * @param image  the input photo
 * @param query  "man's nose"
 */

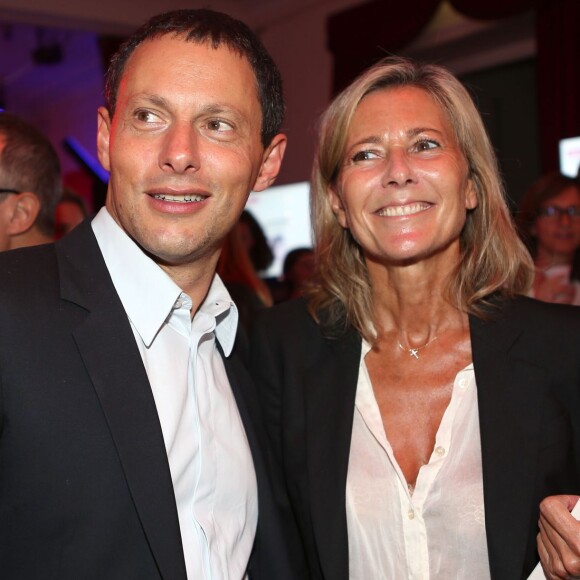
xmin=159 ymin=122 xmax=201 ymax=174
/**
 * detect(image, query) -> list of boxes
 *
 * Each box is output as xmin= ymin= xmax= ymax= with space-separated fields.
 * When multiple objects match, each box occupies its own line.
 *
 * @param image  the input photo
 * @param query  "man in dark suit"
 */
xmin=0 ymin=9 xmax=304 ymax=580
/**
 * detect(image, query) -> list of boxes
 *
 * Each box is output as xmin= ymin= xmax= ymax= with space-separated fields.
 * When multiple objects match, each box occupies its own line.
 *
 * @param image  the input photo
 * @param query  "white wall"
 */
xmin=257 ymin=0 xmax=362 ymax=184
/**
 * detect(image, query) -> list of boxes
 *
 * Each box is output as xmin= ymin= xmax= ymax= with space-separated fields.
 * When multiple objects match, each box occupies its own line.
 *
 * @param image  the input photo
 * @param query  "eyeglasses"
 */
xmin=537 ymin=205 xmax=580 ymax=219
xmin=0 ymin=188 xmax=21 ymax=194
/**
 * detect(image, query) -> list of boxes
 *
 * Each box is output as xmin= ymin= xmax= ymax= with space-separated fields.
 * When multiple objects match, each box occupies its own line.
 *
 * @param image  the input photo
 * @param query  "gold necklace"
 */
xmin=397 ymin=335 xmax=438 ymax=359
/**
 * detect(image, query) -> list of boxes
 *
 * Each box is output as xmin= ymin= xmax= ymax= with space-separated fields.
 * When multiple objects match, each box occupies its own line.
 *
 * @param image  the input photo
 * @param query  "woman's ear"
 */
xmin=328 ymin=185 xmax=349 ymax=229
xmin=465 ymin=178 xmax=478 ymax=210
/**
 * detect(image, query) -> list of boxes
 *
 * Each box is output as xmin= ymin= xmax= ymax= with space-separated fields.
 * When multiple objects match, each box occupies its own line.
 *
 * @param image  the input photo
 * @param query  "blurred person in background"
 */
xmin=0 ymin=112 xmax=61 ymax=251
xmin=217 ymin=221 xmax=273 ymax=330
xmin=276 ymin=247 xmax=315 ymax=302
xmin=517 ymin=172 xmax=580 ymax=305
xmin=239 ymin=209 xmax=274 ymax=274
xmin=54 ymin=188 xmax=89 ymax=239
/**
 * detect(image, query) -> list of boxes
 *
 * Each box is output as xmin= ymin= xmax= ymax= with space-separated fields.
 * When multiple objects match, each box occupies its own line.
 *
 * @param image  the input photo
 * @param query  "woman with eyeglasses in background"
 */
xmin=517 ymin=172 xmax=580 ymax=306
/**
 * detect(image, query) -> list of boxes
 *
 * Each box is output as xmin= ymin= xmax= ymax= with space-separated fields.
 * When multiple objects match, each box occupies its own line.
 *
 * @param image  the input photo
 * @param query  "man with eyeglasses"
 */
xmin=0 ymin=112 xmax=62 ymax=251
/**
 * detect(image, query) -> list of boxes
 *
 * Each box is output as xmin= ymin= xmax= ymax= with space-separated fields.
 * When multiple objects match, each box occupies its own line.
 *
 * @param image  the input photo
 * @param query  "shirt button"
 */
xmin=174 ymin=299 xmax=183 ymax=309
xmin=408 ymin=509 xmax=415 ymax=520
xmin=435 ymin=445 xmax=446 ymax=457
xmin=459 ymin=378 xmax=468 ymax=389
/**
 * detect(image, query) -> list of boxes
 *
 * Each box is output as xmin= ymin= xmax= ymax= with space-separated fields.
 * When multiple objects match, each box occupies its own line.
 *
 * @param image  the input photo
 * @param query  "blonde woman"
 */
xmin=251 ymin=57 xmax=580 ymax=580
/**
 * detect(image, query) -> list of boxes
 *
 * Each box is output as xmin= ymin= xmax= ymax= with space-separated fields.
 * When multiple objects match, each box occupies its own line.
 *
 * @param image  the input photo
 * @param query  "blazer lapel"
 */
xmin=56 ymin=224 xmax=187 ymax=580
xmin=221 ymin=341 xmax=264 ymax=467
xmin=304 ymin=328 xmax=361 ymax=580
xmin=470 ymin=310 xmax=548 ymax=580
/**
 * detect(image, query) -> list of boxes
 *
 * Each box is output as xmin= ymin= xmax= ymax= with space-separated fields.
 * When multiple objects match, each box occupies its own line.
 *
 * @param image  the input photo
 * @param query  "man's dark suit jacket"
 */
xmin=250 ymin=296 xmax=580 ymax=580
xmin=0 ymin=221 xmax=306 ymax=580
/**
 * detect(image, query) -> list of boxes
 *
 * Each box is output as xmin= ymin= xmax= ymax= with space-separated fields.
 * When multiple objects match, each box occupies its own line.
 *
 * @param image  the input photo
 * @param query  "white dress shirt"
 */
xmin=92 ymin=208 xmax=257 ymax=580
xmin=346 ymin=340 xmax=491 ymax=580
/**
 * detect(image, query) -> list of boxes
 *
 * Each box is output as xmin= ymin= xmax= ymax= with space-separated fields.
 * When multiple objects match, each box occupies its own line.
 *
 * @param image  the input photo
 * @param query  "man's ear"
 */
xmin=6 ymin=192 xmax=41 ymax=236
xmin=328 ymin=185 xmax=349 ymax=229
xmin=97 ymin=106 xmax=112 ymax=172
xmin=252 ymin=134 xmax=287 ymax=192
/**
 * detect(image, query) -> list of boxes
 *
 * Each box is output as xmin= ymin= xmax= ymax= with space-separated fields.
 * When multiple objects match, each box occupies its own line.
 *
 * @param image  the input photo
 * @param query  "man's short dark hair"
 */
xmin=0 ymin=113 xmax=62 ymax=236
xmin=104 ymin=9 xmax=285 ymax=147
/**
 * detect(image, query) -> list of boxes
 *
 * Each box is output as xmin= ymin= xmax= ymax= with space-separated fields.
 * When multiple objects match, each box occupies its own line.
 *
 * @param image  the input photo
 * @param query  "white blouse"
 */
xmin=346 ymin=341 xmax=491 ymax=580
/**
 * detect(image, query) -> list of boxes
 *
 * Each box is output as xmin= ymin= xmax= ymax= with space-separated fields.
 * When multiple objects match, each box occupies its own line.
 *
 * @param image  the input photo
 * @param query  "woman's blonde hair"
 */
xmin=308 ymin=56 xmax=533 ymax=341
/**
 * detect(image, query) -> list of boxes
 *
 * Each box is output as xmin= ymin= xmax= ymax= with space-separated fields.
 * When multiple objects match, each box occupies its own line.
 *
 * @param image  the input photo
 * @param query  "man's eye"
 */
xmin=351 ymin=150 xmax=379 ymax=162
xmin=207 ymin=119 xmax=233 ymax=132
xmin=414 ymin=139 xmax=440 ymax=152
xmin=135 ymin=110 xmax=160 ymax=123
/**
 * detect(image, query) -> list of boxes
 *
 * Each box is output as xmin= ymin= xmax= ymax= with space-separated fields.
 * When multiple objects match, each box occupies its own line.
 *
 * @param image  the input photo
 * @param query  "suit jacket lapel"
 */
xmin=304 ymin=328 xmax=361 ymax=580
xmin=221 ymin=340 xmax=264 ymax=467
xmin=470 ymin=309 xmax=548 ymax=580
xmin=56 ymin=223 xmax=187 ymax=580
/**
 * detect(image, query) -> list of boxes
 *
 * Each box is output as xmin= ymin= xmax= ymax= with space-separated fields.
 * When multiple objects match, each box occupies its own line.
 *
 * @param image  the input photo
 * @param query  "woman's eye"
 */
xmin=414 ymin=139 xmax=440 ymax=152
xmin=351 ymin=150 xmax=379 ymax=162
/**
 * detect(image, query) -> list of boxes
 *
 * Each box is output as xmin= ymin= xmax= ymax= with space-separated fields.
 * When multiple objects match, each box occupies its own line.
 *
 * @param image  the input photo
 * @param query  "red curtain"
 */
xmin=536 ymin=0 xmax=580 ymax=171
xmin=327 ymin=0 xmax=580 ymax=172
xmin=327 ymin=0 xmax=440 ymax=92
xmin=449 ymin=0 xmax=538 ymax=20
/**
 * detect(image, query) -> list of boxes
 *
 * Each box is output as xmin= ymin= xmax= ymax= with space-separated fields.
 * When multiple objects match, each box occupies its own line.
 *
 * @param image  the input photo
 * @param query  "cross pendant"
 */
xmin=409 ymin=349 xmax=419 ymax=359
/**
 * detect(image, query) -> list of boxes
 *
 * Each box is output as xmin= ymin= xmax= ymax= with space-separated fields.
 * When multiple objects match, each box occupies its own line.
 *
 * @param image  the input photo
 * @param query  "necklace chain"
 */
xmin=397 ymin=335 xmax=438 ymax=359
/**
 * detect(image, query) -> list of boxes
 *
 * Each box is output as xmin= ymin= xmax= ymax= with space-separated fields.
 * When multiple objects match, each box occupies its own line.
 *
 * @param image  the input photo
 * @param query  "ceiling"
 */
xmin=0 ymin=0 xmax=343 ymax=176
xmin=0 ymin=0 xmax=333 ymax=34
xmin=0 ymin=0 xmax=345 ymax=114
xmin=0 ymin=1 xmax=537 ymax=184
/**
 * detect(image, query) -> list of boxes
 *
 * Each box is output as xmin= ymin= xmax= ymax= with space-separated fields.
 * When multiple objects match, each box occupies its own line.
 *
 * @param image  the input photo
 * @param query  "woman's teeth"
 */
xmin=378 ymin=202 xmax=430 ymax=217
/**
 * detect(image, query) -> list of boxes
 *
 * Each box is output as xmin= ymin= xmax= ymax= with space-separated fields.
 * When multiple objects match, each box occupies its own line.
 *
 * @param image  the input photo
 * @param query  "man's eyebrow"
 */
xmin=127 ymin=95 xmax=245 ymax=119
xmin=128 ymin=93 xmax=170 ymax=109
xmin=199 ymin=103 xmax=245 ymax=118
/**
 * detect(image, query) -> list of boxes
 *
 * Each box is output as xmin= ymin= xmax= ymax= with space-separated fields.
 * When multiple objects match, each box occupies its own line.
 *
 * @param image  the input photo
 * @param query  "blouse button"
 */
xmin=435 ymin=445 xmax=446 ymax=457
